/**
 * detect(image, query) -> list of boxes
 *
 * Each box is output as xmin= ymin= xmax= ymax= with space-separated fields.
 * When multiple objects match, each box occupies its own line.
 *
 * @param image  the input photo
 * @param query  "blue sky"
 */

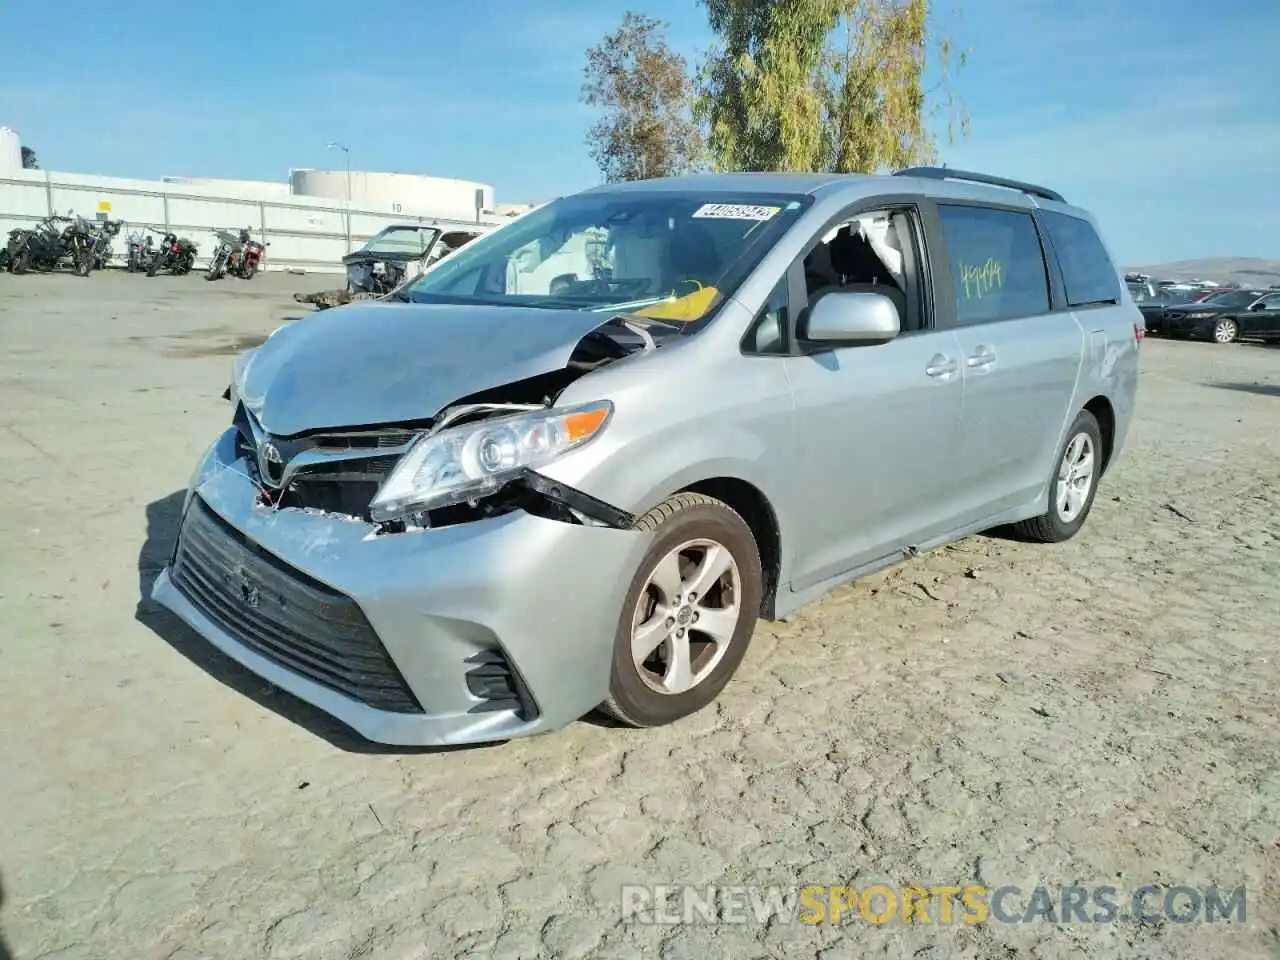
xmin=1 ymin=0 xmax=1276 ymax=265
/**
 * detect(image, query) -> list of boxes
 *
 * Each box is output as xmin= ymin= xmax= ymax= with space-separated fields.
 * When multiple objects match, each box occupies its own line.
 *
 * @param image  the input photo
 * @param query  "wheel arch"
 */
xmin=672 ymin=476 xmax=783 ymax=621
xmin=1082 ymin=394 xmax=1116 ymax=475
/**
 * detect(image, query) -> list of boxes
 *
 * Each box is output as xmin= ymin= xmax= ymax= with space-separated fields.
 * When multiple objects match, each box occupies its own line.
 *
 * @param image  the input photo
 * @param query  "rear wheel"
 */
xmin=1212 ymin=317 xmax=1239 ymax=344
xmin=146 ymin=255 xmax=161 ymax=277
xmin=242 ymin=261 xmax=258 ymax=280
xmin=11 ymin=248 xmax=29 ymax=275
xmin=1013 ymin=409 xmax=1102 ymax=543
xmin=601 ymin=493 xmax=762 ymax=728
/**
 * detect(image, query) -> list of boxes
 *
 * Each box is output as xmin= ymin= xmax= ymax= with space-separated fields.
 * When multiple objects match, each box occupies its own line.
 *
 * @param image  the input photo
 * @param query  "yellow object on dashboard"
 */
xmin=634 ymin=285 xmax=720 ymax=322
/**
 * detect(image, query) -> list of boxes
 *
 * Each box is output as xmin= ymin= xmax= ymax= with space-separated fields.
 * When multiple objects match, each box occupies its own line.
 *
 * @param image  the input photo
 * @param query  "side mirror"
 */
xmin=799 ymin=291 xmax=900 ymax=348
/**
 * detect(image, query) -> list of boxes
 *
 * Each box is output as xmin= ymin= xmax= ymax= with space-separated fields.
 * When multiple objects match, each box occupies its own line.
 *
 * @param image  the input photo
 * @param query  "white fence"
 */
xmin=0 ymin=169 xmax=512 ymax=274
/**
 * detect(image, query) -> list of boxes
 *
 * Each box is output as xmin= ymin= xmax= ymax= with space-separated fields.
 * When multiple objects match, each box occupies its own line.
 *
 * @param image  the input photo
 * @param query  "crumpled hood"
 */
xmin=238 ymin=301 xmax=614 ymax=436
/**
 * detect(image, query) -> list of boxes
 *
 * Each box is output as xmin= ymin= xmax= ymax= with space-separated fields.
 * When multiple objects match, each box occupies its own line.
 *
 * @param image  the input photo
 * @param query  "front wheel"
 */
xmin=72 ymin=245 xmax=91 ymax=277
xmin=205 ymin=255 xmax=223 ymax=281
xmin=241 ymin=261 xmax=258 ymax=280
xmin=1012 ymin=408 xmax=1103 ymax=543
xmin=176 ymin=252 xmax=193 ymax=275
xmin=146 ymin=255 xmax=162 ymax=277
xmin=11 ymin=248 xmax=30 ymax=275
xmin=601 ymin=493 xmax=763 ymax=728
xmin=1211 ymin=317 xmax=1239 ymax=344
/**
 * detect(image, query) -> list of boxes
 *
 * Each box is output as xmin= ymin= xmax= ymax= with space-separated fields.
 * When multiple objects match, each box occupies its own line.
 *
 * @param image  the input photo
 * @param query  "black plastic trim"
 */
xmin=514 ymin=469 xmax=636 ymax=529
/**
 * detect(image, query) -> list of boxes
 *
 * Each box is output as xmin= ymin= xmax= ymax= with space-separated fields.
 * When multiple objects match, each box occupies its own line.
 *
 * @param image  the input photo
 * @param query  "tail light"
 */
xmin=1134 ymin=322 xmax=1145 ymax=344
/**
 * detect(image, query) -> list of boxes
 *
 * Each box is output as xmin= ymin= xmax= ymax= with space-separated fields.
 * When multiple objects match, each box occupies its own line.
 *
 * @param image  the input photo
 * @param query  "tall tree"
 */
xmin=697 ymin=0 xmax=967 ymax=174
xmin=582 ymin=12 xmax=705 ymax=182
xmin=21 ymin=146 xmax=38 ymax=170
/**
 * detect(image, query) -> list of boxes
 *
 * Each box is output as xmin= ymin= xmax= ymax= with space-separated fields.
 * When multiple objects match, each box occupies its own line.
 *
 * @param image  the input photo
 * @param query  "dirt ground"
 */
xmin=1 ymin=271 xmax=1277 ymax=960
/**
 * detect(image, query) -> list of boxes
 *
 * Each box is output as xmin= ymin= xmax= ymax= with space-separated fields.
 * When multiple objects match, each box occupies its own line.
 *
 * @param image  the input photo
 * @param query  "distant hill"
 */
xmin=1126 ymin=257 xmax=1280 ymax=287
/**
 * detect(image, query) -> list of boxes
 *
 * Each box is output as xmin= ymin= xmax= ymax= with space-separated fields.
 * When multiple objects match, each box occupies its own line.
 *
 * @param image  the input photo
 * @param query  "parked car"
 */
xmin=1159 ymin=288 xmax=1274 ymax=342
xmin=151 ymin=166 xmax=1140 ymax=746
xmin=294 ymin=224 xmax=487 ymax=310
xmin=1127 ymin=283 xmax=1195 ymax=334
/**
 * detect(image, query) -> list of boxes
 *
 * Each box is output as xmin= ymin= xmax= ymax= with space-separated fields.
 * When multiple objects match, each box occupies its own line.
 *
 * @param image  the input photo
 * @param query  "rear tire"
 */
xmin=242 ymin=261 xmax=258 ymax=281
xmin=146 ymin=256 xmax=161 ymax=277
xmin=1013 ymin=409 xmax=1103 ymax=543
xmin=11 ymin=248 xmax=30 ymax=275
xmin=601 ymin=493 xmax=762 ymax=728
xmin=1211 ymin=317 xmax=1239 ymax=344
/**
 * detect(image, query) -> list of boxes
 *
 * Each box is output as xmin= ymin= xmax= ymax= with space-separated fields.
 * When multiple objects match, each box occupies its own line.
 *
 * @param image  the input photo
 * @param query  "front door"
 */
xmin=1240 ymin=292 xmax=1280 ymax=338
xmin=780 ymin=204 xmax=965 ymax=593
xmin=784 ymin=328 xmax=965 ymax=591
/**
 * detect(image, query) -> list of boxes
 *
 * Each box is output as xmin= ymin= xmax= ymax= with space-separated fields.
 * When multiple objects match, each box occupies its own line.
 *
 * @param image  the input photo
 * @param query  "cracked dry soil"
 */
xmin=1 ymin=273 xmax=1278 ymax=959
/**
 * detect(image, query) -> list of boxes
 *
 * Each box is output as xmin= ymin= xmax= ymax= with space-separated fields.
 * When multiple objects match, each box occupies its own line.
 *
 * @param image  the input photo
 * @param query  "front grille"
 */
xmin=171 ymin=497 xmax=424 ymax=713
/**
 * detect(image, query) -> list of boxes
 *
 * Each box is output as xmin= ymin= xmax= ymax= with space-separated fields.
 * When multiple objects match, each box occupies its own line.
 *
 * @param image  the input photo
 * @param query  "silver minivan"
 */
xmin=152 ymin=167 xmax=1141 ymax=746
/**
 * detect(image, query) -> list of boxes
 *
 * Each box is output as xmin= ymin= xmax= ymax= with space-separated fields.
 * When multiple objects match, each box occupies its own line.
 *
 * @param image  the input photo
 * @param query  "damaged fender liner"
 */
xmin=506 ymin=468 xmax=636 ymax=530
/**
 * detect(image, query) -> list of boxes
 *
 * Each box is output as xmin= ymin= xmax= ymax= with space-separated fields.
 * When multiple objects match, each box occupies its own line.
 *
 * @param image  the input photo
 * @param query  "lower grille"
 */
xmin=171 ymin=498 xmax=423 ymax=713
xmin=464 ymin=649 xmax=538 ymax=721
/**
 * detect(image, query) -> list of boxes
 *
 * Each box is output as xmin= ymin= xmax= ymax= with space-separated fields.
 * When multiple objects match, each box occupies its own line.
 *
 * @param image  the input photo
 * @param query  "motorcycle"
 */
xmin=236 ymin=234 xmax=267 ymax=279
xmin=5 ymin=214 xmax=70 ymax=274
xmin=87 ymin=218 xmax=123 ymax=271
xmin=124 ymin=229 xmax=156 ymax=273
xmin=145 ymin=232 xmax=198 ymax=276
xmin=206 ymin=227 xmax=266 ymax=280
xmin=61 ymin=215 xmax=97 ymax=277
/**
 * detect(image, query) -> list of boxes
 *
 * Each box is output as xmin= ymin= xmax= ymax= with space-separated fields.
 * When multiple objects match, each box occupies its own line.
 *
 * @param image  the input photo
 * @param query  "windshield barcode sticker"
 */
xmin=692 ymin=203 xmax=781 ymax=221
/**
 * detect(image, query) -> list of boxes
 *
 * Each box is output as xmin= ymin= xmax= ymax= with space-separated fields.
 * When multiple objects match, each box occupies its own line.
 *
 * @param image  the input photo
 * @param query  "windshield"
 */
xmin=360 ymin=225 xmax=440 ymax=256
xmin=402 ymin=190 xmax=811 ymax=323
xmin=1201 ymin=290 xmax=1254 ymax=307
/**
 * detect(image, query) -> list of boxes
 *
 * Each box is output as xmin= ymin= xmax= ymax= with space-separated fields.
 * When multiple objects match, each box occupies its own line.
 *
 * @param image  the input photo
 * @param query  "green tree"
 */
xmin=697 ymin=0 xmax=967 ymax=173
xmin=21 ymin=145 xmax=38 ymax=170
xmin=582 ymin=12 xmax=705 ymax=182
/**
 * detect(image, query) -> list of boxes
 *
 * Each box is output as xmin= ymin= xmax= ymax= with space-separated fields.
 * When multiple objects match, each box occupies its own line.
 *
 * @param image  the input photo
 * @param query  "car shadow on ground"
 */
xmin=0 ymin=871 xmax=14 ymax=960
xmin=134 ymin=491 xmax=500 ymax=756
xmin=1207 ymin=382 xmax=1280 ymax=398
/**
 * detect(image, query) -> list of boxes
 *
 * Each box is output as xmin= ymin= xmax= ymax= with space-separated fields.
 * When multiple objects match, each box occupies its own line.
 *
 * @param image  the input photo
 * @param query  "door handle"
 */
xmin=925 ymin=354 xmax=958 ymax=378
xmin=966 ymin=345 xmax=996 ymax=368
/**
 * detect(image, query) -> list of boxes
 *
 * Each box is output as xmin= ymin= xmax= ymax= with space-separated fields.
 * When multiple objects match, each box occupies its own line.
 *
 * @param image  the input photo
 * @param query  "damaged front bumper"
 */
xmin=151 ymin=428 xmax=648 ymax=746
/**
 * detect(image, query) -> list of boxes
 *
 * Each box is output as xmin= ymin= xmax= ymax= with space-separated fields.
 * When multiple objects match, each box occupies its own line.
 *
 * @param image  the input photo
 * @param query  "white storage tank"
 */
xmin=0 ymin=126 xmax=22 ymax=171
xmin=289 ymin=169 xmax=495 ymax=220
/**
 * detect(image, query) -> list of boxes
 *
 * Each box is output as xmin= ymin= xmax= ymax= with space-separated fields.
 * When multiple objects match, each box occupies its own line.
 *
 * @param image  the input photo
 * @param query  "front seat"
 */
xmin=824 ymin=226 xmax=908 ymax=324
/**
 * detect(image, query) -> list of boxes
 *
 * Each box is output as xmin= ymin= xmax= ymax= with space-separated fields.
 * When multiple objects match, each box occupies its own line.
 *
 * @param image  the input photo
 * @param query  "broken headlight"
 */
xmin=368 ymin=400 xmax=613 ymax=523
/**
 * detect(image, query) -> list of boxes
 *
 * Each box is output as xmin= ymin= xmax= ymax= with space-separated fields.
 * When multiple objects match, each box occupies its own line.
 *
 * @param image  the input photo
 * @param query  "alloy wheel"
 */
xmin=1055 ymin=433 xmax=1095 ymax=522
xmin=630 ymin=538 xmax=741 ymax=696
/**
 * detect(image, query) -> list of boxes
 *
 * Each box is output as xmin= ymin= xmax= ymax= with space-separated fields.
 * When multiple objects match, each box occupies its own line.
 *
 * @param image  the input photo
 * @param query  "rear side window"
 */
xmin=937 ymin=205 xmax=1050 ymax=325
xmin=1039 ymin=210 xmax=1121 ymax=307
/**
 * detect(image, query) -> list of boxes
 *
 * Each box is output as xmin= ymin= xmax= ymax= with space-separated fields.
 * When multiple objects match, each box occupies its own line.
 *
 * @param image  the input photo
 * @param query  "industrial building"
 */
xmin=0 ymin=124 xmax=535 ymax=273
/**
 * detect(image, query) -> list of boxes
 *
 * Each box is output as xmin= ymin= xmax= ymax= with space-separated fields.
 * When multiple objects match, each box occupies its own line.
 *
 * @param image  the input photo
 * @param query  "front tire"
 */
xmin=1013 ymin=409 xmax=1103 ymax=543
xmin=601 ymin=493 xmax=762 ymax=728
xmin=1211 ymin=317 xmax=1239 ymax=344
xmin=146 ymin=255 xmax=161 ymax=277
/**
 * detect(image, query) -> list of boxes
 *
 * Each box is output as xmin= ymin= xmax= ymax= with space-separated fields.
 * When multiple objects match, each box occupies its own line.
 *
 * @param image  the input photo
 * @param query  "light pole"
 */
xmin=327 ymin=141 xmax=351 ymax=252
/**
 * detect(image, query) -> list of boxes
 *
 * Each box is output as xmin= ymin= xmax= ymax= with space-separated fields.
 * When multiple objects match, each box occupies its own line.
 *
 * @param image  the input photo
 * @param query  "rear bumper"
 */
xmin=151 ymin=429 xmax=649 ymax=746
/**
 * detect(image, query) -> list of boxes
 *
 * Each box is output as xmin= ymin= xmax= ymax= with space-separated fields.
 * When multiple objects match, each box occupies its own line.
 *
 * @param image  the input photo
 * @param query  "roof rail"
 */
xmin=892 ymin=166 xmax=1065 ymax=204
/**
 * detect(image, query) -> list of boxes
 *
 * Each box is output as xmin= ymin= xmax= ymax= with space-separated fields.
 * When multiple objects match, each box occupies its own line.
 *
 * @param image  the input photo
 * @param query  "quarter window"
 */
xmin=1039 ymin=210 xmax=1122 ymax=308
xmin=937 ymin=205 xmax=1050 ymax=325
